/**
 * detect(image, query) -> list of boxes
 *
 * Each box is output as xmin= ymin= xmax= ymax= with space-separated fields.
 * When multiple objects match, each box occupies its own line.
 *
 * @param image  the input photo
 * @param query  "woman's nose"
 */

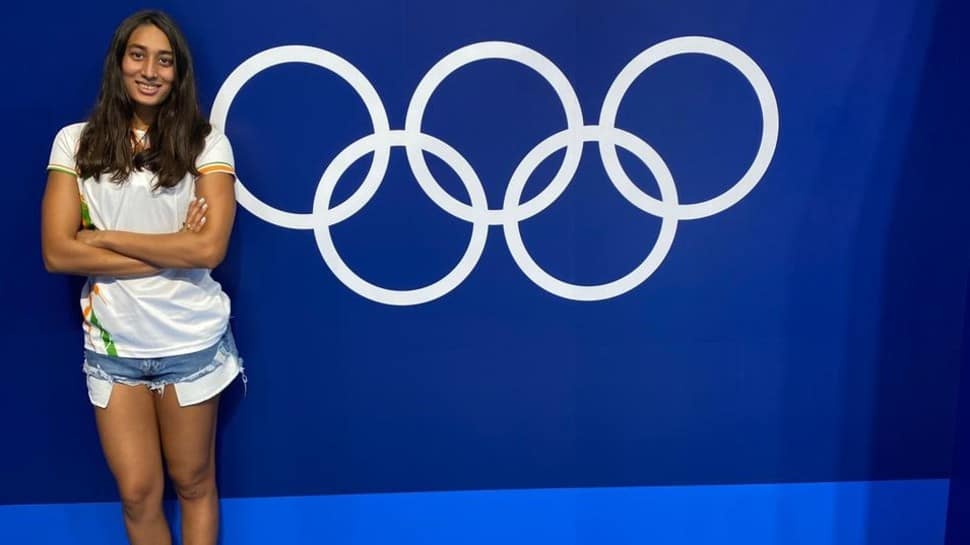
xmin=141 ymin=60 xmax=157 ymax=79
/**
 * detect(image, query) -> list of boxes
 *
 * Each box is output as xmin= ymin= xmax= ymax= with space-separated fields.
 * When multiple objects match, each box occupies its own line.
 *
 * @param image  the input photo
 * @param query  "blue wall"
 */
xmin=3 ymin=0 xmax=969 ymax=543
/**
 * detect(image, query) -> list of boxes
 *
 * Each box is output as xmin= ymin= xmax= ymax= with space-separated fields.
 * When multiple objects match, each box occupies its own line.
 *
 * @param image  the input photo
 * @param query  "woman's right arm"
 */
xmin=41 ymin=170 xmax=160 ymax=277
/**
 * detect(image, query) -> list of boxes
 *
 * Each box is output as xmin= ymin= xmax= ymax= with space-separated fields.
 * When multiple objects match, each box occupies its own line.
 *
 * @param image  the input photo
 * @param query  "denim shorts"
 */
xmin=82 ymin=328 xmax=245 ymax=408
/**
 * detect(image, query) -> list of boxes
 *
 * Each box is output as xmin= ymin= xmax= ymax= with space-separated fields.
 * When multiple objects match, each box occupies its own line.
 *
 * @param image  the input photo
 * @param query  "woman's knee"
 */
xmin=117 ymin=477 xmax=163 ymax=520
xmin=169 ymin=463 xmax=216 ymax=501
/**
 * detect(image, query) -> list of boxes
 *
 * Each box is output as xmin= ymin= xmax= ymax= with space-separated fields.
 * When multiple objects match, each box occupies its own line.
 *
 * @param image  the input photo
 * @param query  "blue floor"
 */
xmin=0 ymin=479 xmax=949 ymax=544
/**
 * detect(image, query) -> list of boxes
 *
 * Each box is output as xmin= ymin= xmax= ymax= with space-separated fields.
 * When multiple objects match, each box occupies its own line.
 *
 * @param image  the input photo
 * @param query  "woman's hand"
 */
xmin=77 ymin=174 xmax=234 ymax=269
xmin=72 ymin=197 xmax=207 ymax=251
xmin=181 ymin=197 xmax=208 ymax=233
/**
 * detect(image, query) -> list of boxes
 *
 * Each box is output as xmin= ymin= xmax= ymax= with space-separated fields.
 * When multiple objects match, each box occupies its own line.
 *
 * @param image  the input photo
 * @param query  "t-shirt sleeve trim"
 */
xmin=197 ymin=162 xmax=235 ymax=176
xmin=47 ymin=163 xmax=78 ymax=176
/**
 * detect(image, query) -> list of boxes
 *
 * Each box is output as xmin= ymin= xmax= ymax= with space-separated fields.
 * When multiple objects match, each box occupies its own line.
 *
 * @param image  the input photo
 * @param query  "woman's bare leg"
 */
xmin=157 ymin=390 xmax=220 ymax=545
xmin=94 ymin=384 xmax=171 ymax=545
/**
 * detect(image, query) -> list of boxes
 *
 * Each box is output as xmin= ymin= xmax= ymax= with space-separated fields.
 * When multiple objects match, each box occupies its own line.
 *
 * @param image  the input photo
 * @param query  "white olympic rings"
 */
xmin=211 ymin=37 xmax=779 ymax=306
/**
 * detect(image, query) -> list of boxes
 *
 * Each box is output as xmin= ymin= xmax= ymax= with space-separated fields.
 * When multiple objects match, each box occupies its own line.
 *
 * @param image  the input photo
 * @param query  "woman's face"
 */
xmin=120 ymin=24 xmax=176 ymax=114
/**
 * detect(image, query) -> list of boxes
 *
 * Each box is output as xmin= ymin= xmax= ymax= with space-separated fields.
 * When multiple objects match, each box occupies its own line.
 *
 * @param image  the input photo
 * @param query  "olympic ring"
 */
xmin=211 ymin=45 xmax=391 ymax=229
xmin=599 ymin=36 xmax=779 ymax=220
xmin=211 ymin=37 xmax=779 ymax=305
xmin=405 ymin=42 xmax=585 ymax=225
xmin=313 ymin=130 xmax=489 ymax=306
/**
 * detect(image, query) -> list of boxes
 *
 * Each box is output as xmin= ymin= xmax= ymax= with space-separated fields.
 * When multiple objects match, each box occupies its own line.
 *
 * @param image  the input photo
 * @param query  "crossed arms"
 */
xmin=41 ymin=170 xmax=235 ymax=277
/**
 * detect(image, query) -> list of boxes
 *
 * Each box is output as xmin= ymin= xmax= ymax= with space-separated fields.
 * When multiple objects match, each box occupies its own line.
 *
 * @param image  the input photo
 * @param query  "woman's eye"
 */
xmin=159 ymin=57 xmax=173 ymax=66
xmin=130 ymin=51 xmax=143 ymax=60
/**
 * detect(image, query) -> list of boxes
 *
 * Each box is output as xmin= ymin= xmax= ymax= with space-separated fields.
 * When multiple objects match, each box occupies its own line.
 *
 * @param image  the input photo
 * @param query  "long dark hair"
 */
xmin=76 ymin=10 xmax=211 ymax=189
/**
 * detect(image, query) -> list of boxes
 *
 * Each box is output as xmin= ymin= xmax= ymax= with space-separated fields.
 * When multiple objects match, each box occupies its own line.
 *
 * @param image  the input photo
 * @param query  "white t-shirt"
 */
xmin=48 ymin=123 xmax=236 ymax=358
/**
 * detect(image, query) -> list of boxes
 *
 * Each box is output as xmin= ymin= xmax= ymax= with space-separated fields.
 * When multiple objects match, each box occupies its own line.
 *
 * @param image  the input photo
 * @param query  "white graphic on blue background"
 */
xmin=211 ymin=37 xmax=779 ymax=306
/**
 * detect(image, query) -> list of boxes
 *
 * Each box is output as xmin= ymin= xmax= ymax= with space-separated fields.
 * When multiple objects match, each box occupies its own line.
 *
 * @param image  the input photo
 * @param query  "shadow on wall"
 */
xmin=843 ymin=0 xmax=969 ymax=542
xmin=781 ymin=0 xmax=970 ymax=542
xmin=946 ymin=279 xmax=970 ymax=545
xmin=853 ymin=0 xmax=970 ymax=542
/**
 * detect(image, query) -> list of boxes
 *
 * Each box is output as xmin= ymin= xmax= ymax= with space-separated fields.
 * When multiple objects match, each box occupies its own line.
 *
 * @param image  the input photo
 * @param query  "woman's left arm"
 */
xmin=85 ymin=173 xmax=236 ymax=269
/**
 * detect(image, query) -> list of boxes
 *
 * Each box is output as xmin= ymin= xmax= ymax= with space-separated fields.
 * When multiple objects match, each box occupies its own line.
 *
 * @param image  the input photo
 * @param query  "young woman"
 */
xmin=40 ymin=10 xmax=242 ymax=545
